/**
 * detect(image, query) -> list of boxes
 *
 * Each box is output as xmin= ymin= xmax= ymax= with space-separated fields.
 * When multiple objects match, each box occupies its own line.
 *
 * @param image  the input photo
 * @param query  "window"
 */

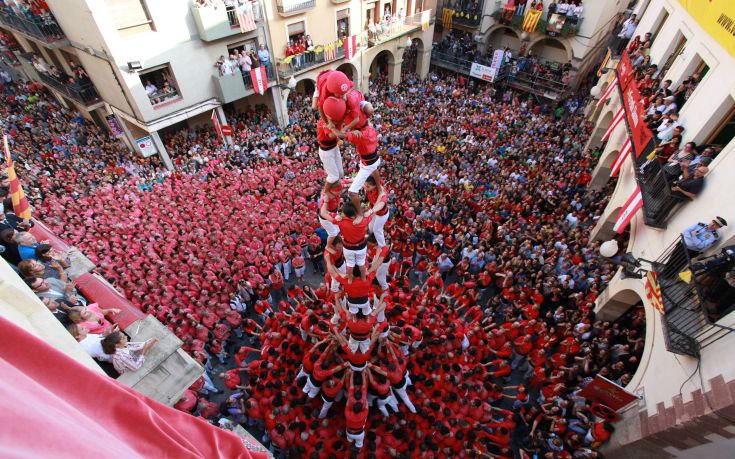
xmin=337 ymin=9 xmax=350 ymax=40
xmin=287 ymin=21 xmax=305 ymax=44
xmin=139 ymin=64 xmax=180 ymax=107
xmin=649 ymin=9 xmax=669 ymax=42
xmin=705 ymin=98 xmax=735 ymax=149
xmin=228 ymin=39 xmax=259 ymax=56
xmin=104 ymin=0 xmax=154 ymax=36
xmin=659 ymin=34 xmax=686 ymax=78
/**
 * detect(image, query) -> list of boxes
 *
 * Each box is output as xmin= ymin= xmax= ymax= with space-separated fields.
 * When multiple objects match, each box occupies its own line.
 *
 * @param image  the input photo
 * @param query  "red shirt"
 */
xmin=346 ymin=126 xmax=378 ymax=161
xmin=344 ymin=89 xmax=368 ymax=128
xmin=337 ymin=215 xmax=372 ymax=247
xmin=336 ymin=272 xmax=376 ymax=300
xmin=366 ymin=187 xmax=388 ymax=215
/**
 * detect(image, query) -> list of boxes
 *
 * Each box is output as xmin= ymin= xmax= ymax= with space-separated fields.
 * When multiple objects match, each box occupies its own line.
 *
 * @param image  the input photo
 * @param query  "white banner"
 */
xmin=470 ymin=62 xmax=497 ymax=82
xmin=491 ymin=49 xmax=505 ymax=70
xmin=135 ymin=136 xmax=158 ymax=158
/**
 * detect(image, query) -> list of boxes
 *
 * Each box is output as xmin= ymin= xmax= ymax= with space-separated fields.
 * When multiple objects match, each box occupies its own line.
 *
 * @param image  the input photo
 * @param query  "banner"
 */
xmin=610 ymin=138 xmax=632 ymax=177
xmin=578 ymin=375 xmax=639 ymax=411
xmin=3 ymin=135 xmax=31 ymax=219
xmin=522 ymin=9 xmax=542 ymax=33
xmin=105 ymin=114 xmax=124 ymax=138
xmin=601 ymin=107 xmax=625 ymax=142
xmin=491 ymin=49 xmax=505 ymax=69
xmin=470 ymin=62 xmax=497 ymax=82
xmin=613 ymin=186 xmax=643 ymax=234
xmin=344 ymin=35 xmax=358 ymax=60
xmin=677 ymin=0 xmax=735 ymax=58
xmin=645 ymin=271 xmax=665 ymax=314
xmin=617 ymin=50 xmax=634 ymax=90
xmin=546 ymin=13 xmax=567 ymax=36
xmin=250 ymin=67 xmax=267 ymax=95
xmin=135 ymin=136 xmax=158 ymax=158
xmin=596 ymin=76 xmax=618 ymax=108
xmin=236 ymin=0 xmax=257 ymax=33
xmin=621 ymin=80 xmax=654 ymax=158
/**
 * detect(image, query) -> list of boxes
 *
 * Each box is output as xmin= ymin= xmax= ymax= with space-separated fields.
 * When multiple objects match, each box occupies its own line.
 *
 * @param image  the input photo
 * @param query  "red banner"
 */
xmin=344 ymin=35 xmax=358 ymax=60
xmin=250 ymin=67 xmax=267 ymax=95
xmin=617 ymin=50 xmax=634 ymax=90
xmin=578 ymin=375 xmax=639 ymax=411
xmin=622 ymin=80 xmax=653 ymax=157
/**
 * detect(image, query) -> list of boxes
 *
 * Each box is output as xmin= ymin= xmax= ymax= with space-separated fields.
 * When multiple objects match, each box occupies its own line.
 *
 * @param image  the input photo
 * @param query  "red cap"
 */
xmin=326 ymin=71 xmax=353 ymax=96
xmin=323 ymin=96 xmax=346 ymax=122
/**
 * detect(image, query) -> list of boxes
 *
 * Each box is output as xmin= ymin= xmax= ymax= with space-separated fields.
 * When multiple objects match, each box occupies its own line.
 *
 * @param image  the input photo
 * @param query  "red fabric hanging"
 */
xmin=0 ymin=314 xmax=266 ymax=459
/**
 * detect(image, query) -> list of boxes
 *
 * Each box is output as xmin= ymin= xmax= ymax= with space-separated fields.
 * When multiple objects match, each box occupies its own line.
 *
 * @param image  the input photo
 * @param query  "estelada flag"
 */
xmin=344 ymin=35 xmax=358 ymax=60
xmin=3 ymin=134 xmax=32 ymax=220
xmin=442 ymin=8 xmax=454 ymax=30
xmin=236 ymin=1 xmax=256 ymax=33
xmin=522 ymin=9 xmax=542 ymax=32
xmin=613 ymin=186 xmax=643 ymax=234
xmin=250 ymin=67 xmax=267 ymax=95
xmin=645 ymin=271 xmax=665 ymax=314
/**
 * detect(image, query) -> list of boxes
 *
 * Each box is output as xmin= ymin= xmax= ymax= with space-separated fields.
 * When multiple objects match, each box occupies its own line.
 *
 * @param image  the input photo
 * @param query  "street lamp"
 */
xmin=599 ymin=240 xmax=659 ymax=279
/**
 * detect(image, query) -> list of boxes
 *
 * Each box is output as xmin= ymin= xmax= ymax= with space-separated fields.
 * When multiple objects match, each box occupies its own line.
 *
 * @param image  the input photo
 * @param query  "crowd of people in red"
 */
xmin=0 ymin=61 xmax=646 ymax=459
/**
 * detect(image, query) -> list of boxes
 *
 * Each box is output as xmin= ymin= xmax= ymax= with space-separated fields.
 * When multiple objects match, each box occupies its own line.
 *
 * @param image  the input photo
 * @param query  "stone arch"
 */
xmin=588 ymin=147 xmax=621 ymax=191
xmin=336 ymin=62 xmax=359 ymax=86
xmin=486 ymin=26 xmax=521 ymax=52
xmin=591 ymin=205 xmax=623 ymax=243
xmin=294 ymin=77 xmax=315 ymax=95
xmin=528 ymin=37 xmax=572 ymax=63
xmin=368 ymin=49 xmax=395 ymax=82
xmin=588 ymin=108 xmax=615 ymax=151
xmin=401 ymin=36 xmax=424 ymax=75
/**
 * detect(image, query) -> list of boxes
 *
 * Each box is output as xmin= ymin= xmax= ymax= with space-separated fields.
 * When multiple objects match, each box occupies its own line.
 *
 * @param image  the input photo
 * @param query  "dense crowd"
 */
xmin=0 ymin=56 xmax=647 ymax=458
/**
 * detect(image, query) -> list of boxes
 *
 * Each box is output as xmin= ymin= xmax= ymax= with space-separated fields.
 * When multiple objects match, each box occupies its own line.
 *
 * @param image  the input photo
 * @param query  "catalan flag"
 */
xmin=442 ymin=8 xmax=454 ymax=30
xmin=3 ymin=134 xmax=31 ymax=220
xmin=522 ymin=8 xmax=542 ymax=32
xmin=645 ymin=271 xmax=665 ymax=314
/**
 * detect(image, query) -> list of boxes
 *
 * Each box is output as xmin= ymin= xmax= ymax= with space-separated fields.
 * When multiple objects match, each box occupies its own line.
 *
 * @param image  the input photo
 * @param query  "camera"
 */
xmin=691 ymin=245 xmax=735 ymax=273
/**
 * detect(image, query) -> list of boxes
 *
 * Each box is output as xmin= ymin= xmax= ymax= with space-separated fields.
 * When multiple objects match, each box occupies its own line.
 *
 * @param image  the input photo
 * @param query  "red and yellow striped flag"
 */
xmin=522 ymin=9 xmax=542 ymax=32
xmin=4 ymin=134 xmax=32 ymax=219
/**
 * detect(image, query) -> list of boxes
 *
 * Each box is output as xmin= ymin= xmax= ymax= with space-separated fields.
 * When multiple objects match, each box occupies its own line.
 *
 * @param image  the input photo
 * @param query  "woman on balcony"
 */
xmin=102 ymin=331 xmax=158 ymax=375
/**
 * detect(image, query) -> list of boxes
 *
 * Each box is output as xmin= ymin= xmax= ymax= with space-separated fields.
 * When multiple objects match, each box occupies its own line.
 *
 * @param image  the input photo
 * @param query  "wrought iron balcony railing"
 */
xmin=656 ymin=237 xmax=735 ymax=357
xmin=0 ymin=7 xmax=66 ymax=45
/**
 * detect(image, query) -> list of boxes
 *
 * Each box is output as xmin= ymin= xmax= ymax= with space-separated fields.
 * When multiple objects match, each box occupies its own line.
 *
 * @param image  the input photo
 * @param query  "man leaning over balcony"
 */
xmin=682 ymin=216 xmax=727 ymax=254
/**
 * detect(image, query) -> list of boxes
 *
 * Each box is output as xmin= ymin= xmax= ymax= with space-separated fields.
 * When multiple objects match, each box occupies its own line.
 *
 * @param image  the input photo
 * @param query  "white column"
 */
xmin=416 ymin=49 xmax=431 ymax=80
xmin=270 ymin=86 xmax=289 ymax=128
xmin=150 ymin=131 xmax=174 ymax=171
xmin=388 ymin=59 xmax=403 ymax=86
xmin=215 ymin=105 xmax=233 ymax=146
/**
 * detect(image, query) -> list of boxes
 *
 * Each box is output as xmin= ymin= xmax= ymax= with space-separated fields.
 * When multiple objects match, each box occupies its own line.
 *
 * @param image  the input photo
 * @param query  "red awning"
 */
xmin=0 ymin=314 xmax=266 ymax=459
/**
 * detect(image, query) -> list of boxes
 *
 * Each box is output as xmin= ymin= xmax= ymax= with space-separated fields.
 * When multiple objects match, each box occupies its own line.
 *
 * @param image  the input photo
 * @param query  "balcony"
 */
xmin=438 ymin=0 xmax=483 ymax=28
xmin=213 ymin=65 xmax=276 ymax=104
xmin=368 ymin=10 xmax=432 ymax=48
xmin=655 ymin=238 xmax=735 ymax=357
xmin=276 ymin=0 xmax=315 ymax=17
xmin=0 ymin=7 xmax=68 ymax=47
xmin=191 ymin=2 xmax=261 ymax=42
xmin=17 ymin=53 xmax=102 ymax=108
xmin=276 ymin=40 xmax=347 ymax=79
xmin=431 ymin=49 xmax=474 ymax=75
xmin=491 ymin=9 xmax=582 ymax=37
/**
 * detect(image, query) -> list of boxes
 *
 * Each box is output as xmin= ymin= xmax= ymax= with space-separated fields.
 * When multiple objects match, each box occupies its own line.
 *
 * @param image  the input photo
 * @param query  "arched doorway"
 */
xmin=369 ymin=49 xmax=394 ymax=82
xmin=487 ymin=26 xmax=521 ymax=52
xmin=401 ymin=37 xmax=423 ymax=75
xmin=589 ymin=109 xmax=615 ymax=151
xmin=336 ymin=62 xmax=359 ymax=86
xmin=528 ymin=37 xmax=570 ymax=63
xmin=294 ymin=78 xmax=315 ymax=95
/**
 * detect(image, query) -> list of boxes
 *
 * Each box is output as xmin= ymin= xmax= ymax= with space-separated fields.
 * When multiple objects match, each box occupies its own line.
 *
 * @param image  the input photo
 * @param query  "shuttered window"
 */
xmin=287 ymin=21 xmax=305 ymax=36
xmin=104 ymin=0 xmax=154 ymax=35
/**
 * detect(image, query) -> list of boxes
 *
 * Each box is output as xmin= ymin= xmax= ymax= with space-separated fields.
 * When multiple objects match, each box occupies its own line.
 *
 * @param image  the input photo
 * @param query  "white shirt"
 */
xmin=80 ymin=334 xmax=112 ymax=362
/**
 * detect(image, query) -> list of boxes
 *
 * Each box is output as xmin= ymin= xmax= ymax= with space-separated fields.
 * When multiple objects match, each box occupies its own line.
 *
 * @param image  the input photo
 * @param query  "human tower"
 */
xmin=267 ymin=70 xmax=418 ymax=450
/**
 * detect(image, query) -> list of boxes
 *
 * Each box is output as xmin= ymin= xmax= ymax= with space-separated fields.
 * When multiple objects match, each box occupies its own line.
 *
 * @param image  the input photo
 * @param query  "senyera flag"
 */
xmin=601 ymin=107 xmax=625 ymax=142
xmin=596 ymin=76 xmax=617 ymax=109
xmin=210 ymin=110 xmax=223 ymax=141
xmin=236 ymin=0 xmax=256 ymax=33
xmin=250 ymin=67 xmax=267 ymax=95
xmin=610 ymin=138 xmax=632 ymax=177
xmin=613 ymin=186 xmax=643 ymax=234
xmin=344 ymin=35 xmax=358 ymax=60
xmin=3 ymin=134 xmax=32 ymax=219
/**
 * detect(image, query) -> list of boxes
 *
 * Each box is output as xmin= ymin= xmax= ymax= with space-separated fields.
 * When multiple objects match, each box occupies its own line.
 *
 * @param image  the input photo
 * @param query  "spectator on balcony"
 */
xmin=547 ymin=2 xmax=557 ymax=20
xmin=102 ymin=331 xmax=158 ymax=374
xmin=687 ymin=146 xmax=716 ymax=174
xmin=670 ymin=165 xmax=708 ymax=201
xmin=557 ymin=0 xmax=570 ymax=17
xmin=144 ymin=80 xmax=158 ymax=97
xmin=572 ymin=2 xmax=584 ymax=23
xmin=31 ymin=54 xmax=48 ymax=74
xmin=237 ymin=50 xmax=252 ymax=73
xmin=249 ymin=50 xmax=260 ymax=69
xmin=655 ymin=114 xmax=682 ymax=142
xmin=24 ymin=275 xmax=86 ymax=306
xmin=662 ymin=140 xmax=696 ymax=179
xmin=257 ymin=44 xmax=270 ymax=68
xmin=305 ymin=35 xmax=315 ymax=64
xmin=516 ymin=0 xmax=528 ymax=16
xmin=682 ymin=217 xmax=727 ymax=253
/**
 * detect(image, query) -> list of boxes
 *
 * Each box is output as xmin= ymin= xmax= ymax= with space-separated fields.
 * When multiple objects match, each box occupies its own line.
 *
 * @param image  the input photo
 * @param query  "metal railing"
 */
xmin=276 ymin=40 xmax=347 ymax=78
xmin=634 ymin=154 xmax=680 ymax=228
xmin=367 ymin=10 xmax=431 ymax=47
xmin=491 ymin=9 xmax=582 ymax=37
xmin=438 ymin=0 xmax=484 ymax=27
xmin=506 ymin=68 xmax=568 ymax=100
xmin=275 ymin=0 xmax=315 ymax=15
xmin=36 ymin=71 xmax=101 ymax=106
xmin=431 ymin=50 xmax=475 ymax=75
xmin=0 ymin=8 xmax=66 ymax=44
xmin=656 ymin=237 xmax=734 ymax=357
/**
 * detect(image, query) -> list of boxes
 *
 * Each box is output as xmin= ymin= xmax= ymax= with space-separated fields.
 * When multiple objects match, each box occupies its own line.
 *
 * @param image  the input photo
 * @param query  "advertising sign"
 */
xmin=135 ymin=136 xmax=158 ymax=158
xmin=578 ymin=375 xmax=639 ymax=411
xmin=470 ymin=62 xmax=497 ymax=82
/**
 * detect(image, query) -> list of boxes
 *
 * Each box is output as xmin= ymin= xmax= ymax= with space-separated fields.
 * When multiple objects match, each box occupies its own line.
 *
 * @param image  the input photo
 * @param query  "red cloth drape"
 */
xmin=0 ymin=314 xmax=266 ymax=459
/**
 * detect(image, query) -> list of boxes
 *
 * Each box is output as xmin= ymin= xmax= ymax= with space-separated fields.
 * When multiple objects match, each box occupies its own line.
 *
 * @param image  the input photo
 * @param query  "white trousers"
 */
xmin=348 ymin=335 xmax=371 ymax=354
xmin=346 ymin=430 xmax=365 ymax=448
xmin=319 ymin=216 xmax=341 ymax=238
xmin=294 ymin=265 xmax=305 ymax=278
xmin=330 ymin=263 xmax=347 ymax=292
xmin=344 ymin=247 xmax=367 ymax=267
xmin=349 ymin=158 xmax=381 ymax=193
xmin=319 ymin=145 xmax=344 ymax=184
xmin=368 ymin=211 xmax=390 ymax=247
xmin=376 ymin=260 xmax=390 ymax=291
